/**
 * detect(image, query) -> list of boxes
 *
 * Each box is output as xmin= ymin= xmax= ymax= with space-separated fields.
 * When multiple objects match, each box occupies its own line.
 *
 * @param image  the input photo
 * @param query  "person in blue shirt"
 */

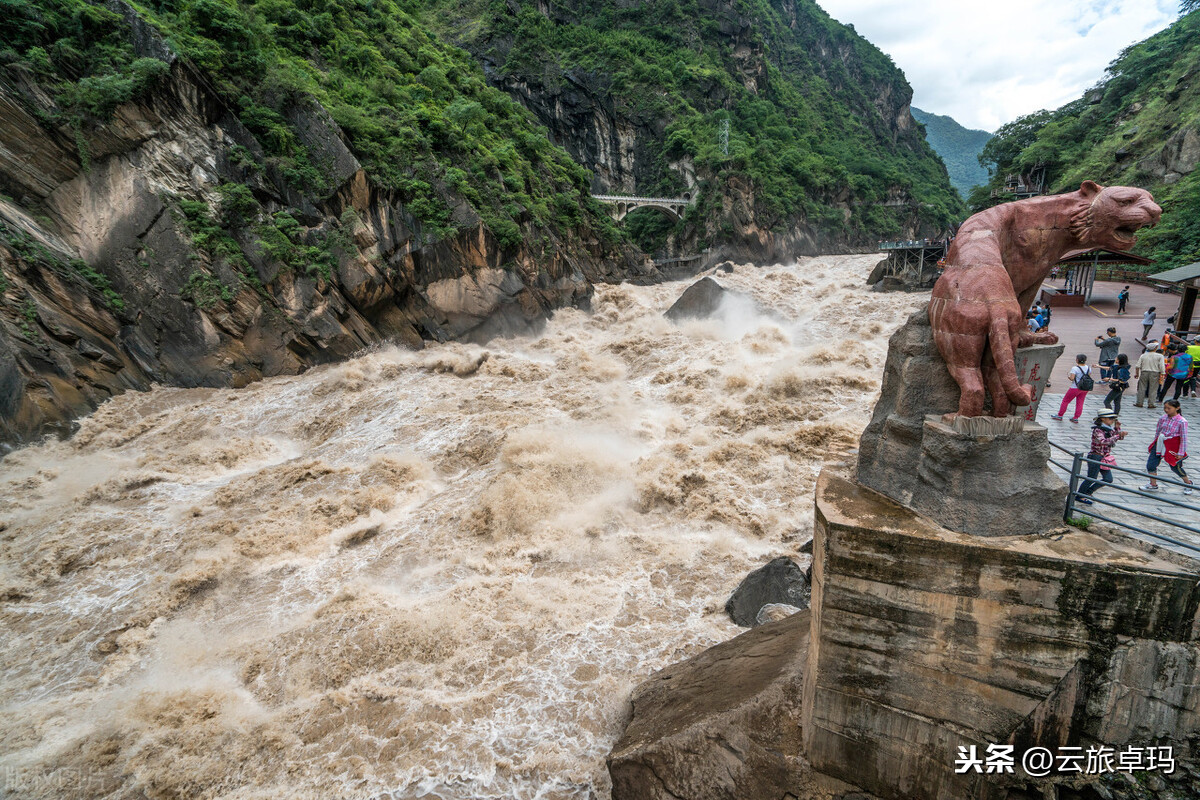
xmin=1158 ymin=345 xmax=1195 ymax=403
xmin=1101 ymin=353 xmax=1132 ymax=415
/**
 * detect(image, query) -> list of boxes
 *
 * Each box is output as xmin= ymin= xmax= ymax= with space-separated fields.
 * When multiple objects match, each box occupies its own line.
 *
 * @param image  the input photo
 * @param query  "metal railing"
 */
xmin=1048 ymin=440 xmax=1200 ymax=555
xmin=592 ymin=194 xmax=692 ymax=205
xmin=878 ymin=239 xmax=948 ymax=250
xmin=1092 ymin=268 xmax=1183 ymax=293
xmin=652 ymin=254 xmax=704 ymax=267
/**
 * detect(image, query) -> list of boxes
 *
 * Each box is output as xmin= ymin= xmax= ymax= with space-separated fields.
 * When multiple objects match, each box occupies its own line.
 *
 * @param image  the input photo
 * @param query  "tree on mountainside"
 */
xmin=977 ymin=110 xmax=1054 ymax=178
xmin=970 ymin=8 xmax=1200 ymax=270
xmin=1184 ymin=0 xmax=1198 ymax=15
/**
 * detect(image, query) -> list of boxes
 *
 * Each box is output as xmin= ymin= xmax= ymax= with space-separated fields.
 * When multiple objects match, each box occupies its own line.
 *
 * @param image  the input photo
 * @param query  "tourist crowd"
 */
xmin=1035 ymin=301 xmax=1198 ymax=504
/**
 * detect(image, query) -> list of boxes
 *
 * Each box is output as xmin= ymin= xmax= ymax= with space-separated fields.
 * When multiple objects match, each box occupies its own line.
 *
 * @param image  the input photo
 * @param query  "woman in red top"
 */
xmin=1142 ymin=400 xmax=1194 ymax=494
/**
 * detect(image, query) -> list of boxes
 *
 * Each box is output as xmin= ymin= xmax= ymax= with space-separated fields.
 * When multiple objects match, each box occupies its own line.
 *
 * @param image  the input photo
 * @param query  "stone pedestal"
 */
xmin=856 ymin=309 xmax=1066 ymax=536
xmin=908 ymin=415 xmax=1066 ymax=536
xmin=802 ymin=470 xmax=1200 ymax=800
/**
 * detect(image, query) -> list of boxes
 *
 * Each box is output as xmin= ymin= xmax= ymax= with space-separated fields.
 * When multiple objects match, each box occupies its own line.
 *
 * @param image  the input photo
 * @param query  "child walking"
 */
xmin=1075 ymin=410 xmax=1126 ymax=505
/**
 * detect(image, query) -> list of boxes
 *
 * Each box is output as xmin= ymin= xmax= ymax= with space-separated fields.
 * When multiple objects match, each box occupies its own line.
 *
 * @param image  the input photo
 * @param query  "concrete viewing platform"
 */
xmin=1037 ymin=391 xmax=1199 ymax=554
xmin=1038 ymin=278 xmax=1183 ymax=387
xmin=1032 ymin=277 xmax=1198 ymax=554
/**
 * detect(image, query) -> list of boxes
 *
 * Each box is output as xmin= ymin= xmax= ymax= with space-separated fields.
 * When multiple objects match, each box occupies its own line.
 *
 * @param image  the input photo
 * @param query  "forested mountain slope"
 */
xmin=973 ymin=9 xmax=1200 ymax=270
xmin=0 ymin=0 xmax=961 ymax=444
xmin=0 ymin=0 xmax=650 ymax=444
xmin=911 ymin=107 xmax=992 ymax=200
xmin=425 ymin=0 xmax=963 ymax=257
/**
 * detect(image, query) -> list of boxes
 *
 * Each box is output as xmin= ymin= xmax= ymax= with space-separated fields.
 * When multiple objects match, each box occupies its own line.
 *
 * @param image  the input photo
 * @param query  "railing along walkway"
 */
xmin=878 ymin=240 xmax=948 ymax=250
xmin=1048 ymin=439 xmax=1200 ymax=557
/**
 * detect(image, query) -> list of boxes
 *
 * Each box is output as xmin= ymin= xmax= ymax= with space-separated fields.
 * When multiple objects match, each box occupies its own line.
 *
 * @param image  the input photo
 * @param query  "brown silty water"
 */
xmin=0 ymin=255 xmax=924 ymax=799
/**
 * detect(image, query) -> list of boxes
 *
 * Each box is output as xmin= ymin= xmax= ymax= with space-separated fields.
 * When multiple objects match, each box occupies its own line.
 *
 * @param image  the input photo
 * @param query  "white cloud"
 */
xmin=816 ymin=0 xmax=1179 ymax=132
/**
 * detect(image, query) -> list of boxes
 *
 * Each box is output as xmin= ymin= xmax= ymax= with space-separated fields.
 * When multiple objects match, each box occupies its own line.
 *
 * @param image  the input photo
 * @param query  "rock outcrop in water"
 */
xmin=0 ymin=4 xmax=655 ymax=447
xmin=608 ymin=610 xmax=870 ymax=800
xmin=724 ymin=555 xmax=809 ymax=627
xmin=663 ymin=277 xmax=727 ymax=321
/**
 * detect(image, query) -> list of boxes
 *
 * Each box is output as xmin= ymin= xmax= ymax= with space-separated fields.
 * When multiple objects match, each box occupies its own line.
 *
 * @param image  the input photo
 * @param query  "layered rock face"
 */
xmin=1138 ymin=122 xmax=1200 ymax=185
xmin=0 ymin=18 xmax=654 ymax=447
xmin=805 ymin=471 xmax=1200 ymax=800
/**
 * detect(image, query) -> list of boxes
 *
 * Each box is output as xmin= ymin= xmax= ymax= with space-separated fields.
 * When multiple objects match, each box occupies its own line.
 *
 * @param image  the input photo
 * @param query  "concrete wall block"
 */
xmin=805 ymin=470 xmax=1200 ymax=800
xmin=1087 ymin=639 xmax=1200 ymax=743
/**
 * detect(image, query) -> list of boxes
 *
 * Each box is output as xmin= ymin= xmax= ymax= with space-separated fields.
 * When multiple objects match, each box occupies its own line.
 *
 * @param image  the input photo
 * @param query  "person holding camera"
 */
xmin=1075 ymin=410 xmax=1126 ymax=505
xmin=1101 ymin=353 xmax=1131 ymax=415
xmin=1095 ymin=327 xmax=1120 ymax=379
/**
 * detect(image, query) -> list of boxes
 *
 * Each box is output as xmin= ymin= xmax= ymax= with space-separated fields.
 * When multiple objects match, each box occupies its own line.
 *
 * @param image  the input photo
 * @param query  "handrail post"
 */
xmin=1065 ymin=452 xmax=1084 ymax=521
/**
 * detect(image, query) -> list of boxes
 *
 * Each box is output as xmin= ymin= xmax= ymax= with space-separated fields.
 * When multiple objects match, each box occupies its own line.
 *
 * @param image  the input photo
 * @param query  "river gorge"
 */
xmin=1 ymin=255 xmax=920 ymax=799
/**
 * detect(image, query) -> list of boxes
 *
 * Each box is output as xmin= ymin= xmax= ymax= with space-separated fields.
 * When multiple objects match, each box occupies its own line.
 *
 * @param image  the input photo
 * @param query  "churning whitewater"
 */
xmin=0 ymin=255 xmax=923 ymax=800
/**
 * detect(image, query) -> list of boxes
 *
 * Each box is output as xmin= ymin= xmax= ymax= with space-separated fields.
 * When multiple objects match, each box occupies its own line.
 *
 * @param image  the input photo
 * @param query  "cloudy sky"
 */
xmin=817 ymin=0 xmax=1180 ymax=132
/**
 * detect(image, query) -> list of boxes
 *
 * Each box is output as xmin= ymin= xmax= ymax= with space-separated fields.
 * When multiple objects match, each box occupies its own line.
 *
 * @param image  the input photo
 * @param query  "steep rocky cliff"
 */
xmin=0 ymin=0 xmax=652 ymax=447
xmin=427 ymin=0 xmax=963 ymax=259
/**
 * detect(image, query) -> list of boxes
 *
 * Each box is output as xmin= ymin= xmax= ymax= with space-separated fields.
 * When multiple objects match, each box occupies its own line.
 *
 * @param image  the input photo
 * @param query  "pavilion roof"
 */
xmin=1055 ymin=248 xmax=1155 ymax=266
xmin=1149 ymin=261 xmax=1200 ymax=284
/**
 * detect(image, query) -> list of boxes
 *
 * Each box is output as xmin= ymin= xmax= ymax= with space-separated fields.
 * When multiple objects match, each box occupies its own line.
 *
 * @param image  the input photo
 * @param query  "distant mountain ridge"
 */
xmin=911 ymin=107 xmax=993 ymax=200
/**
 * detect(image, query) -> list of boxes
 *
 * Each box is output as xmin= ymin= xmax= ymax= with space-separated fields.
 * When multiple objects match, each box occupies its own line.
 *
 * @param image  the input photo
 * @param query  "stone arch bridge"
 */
xmin=593 ymin=193 xmax=695 ymax=222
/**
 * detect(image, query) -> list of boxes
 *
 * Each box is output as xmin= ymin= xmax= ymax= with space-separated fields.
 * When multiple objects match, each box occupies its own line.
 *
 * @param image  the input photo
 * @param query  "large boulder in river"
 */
xmin=725 ymin=556 xmax=809 ymax=627
xmin=607 ymin=611 xmax=872 ymax=800
xmin=664 ymin=277 xmax=727 ymax=321
xmin=866 ymin=256 xmax=888 ymax=286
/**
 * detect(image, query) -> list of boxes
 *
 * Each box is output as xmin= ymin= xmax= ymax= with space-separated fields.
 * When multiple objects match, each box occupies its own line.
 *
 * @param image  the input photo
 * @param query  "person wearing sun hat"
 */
xmin=1075 ymin=409 xmax=1126 ymax=505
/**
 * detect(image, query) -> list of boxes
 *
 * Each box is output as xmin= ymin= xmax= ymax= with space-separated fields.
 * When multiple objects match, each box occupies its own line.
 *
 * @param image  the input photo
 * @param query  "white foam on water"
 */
xmin=0 ymin=255 xmax=925 ymax=799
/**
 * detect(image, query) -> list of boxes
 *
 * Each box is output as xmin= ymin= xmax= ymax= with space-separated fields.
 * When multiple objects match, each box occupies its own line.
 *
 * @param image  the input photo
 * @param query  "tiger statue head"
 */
xmin=1068 ymin=181 xmax=1161 ymax=252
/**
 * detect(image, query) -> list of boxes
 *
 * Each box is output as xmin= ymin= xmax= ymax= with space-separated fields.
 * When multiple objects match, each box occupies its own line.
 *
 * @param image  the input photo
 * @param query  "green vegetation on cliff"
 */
xmin=1 ymin=0 xmax=623 ymax=251
xmin=910 ymin=107 xmax=992 ymax=201
xmin=973 ymin=10 xmax=1200 ymax=270
xmin=427 ymin=0 xmax=963 ymax=247
xmin=2 ymin=0 xmax=964 ymax=265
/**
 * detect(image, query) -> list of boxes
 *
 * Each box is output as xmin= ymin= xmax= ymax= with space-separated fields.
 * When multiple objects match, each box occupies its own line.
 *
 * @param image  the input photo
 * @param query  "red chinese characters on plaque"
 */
xmin=1014 ymin=346 xmax=1060 ymax=421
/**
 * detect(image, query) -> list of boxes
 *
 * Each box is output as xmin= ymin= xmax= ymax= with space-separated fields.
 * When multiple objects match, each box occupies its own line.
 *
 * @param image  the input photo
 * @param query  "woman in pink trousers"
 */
xmin=1051 ymin=354 xmax=1094 ymax=423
